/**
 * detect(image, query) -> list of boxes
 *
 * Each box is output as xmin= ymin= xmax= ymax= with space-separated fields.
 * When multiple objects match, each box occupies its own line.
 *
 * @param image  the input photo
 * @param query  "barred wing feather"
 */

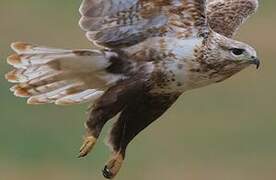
xmin=79 ymin=0 xmax=207 ymax=48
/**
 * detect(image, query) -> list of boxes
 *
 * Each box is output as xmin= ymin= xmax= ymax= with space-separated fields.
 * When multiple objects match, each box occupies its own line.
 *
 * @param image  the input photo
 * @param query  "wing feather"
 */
xmin=79 ymin=0 xmax=207 ymax=48
xmin=207 ymin=0 xmax=259 ymax=37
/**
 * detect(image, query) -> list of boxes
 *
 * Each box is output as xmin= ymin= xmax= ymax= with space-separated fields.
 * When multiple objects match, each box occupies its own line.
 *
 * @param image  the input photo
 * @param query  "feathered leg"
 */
xmin=103 ymin=93 xmax=180 ymax=179
xmin=78 ymin=79 xmax=146 ymax=157
xmin=78 ymin=95 xmax=124 ymax=157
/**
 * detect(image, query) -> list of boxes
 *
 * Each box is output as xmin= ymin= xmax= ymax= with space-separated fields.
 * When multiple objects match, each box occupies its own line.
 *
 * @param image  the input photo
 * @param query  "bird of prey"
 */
xmin=5 ymin=0 xmax=260 ymax=179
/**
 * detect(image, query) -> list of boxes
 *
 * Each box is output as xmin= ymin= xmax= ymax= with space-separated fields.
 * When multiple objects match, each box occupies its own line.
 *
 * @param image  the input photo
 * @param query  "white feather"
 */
xmin=55 ymin=89 xmax=104 ymax=105
xmin=6 ymin=42 xmax=119 ymax=105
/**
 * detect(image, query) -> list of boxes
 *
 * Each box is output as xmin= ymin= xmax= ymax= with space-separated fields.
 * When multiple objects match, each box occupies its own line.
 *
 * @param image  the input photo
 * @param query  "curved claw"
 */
xmin=102 ymin=165 xmax=114 ymax=179
xmin=102 ymin=153 xmax=124 ymax=179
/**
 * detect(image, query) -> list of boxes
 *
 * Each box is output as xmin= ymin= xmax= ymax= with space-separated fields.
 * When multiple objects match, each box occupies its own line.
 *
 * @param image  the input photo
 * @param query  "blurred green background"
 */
xmin=0 ymin=0 xmax=275 ymax=179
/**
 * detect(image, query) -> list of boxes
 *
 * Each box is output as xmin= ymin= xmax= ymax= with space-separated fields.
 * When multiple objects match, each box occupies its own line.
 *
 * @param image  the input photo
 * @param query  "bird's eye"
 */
xmin=231 ymin=48 xmax=245 ymax=56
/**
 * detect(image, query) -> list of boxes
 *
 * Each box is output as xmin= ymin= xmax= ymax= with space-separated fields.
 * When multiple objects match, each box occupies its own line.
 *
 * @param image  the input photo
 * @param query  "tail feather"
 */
xmin=5 ymin=65 xmax=56 ymax=83
xmin=7 ymin=53 xmax=74 ymax=68
xmin=26 ymin=82 xmax=84 ymax=104
xmin=12 ymin=80 xmax=73 ymax=97
xmin=55 ymin=89 xmax=104 ymax=105
xmin=8 ymin=42 xmax=108 ymax=70
xmin=11 ymin=42 xmax=72 ymax=54
xmin=6 ymin=42 xmax=114 ymax=105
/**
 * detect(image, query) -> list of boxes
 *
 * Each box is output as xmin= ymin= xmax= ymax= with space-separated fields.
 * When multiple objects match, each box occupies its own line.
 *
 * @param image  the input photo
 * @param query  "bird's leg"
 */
xmin=78 ymin=79 xmax=145 ymax=158
xmin=102 ymin=93 xmax=180 ymax=178
xmin=78 ymin=100 xmax=124 ymax=158
xmin=78 ymin=114 xmax=105 ymax=158
xmin=102 ymin=150 xmax=125 ymax=179
xmin=102 ymin=116 xmax=126 ymax=179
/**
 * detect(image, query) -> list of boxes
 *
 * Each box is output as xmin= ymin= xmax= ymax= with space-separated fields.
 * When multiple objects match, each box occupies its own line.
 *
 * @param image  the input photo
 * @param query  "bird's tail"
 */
xmin=5 ymin=42 xmax=116 ymax=105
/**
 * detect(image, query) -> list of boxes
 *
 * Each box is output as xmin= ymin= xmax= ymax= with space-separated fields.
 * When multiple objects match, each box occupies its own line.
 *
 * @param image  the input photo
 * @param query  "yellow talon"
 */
xmin=78 ymin=136 xmax=97 ymax=158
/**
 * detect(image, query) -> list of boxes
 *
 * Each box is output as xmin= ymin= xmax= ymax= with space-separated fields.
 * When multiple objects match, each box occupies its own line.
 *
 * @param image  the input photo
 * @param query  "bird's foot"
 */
xmin=78 ymin=136 xmax=97 ymax=158
xmin=102 ymin=153 xmax=124 ymax=179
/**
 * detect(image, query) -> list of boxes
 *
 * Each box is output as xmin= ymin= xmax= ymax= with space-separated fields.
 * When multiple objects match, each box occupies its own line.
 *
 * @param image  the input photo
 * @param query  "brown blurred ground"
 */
xmin=0 ymin=0 xmax=276 ymax=180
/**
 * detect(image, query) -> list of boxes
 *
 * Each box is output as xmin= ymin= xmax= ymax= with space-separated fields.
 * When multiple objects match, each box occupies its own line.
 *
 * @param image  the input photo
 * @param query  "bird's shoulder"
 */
xmin=123 ymin=36 xmax=204 ymax=63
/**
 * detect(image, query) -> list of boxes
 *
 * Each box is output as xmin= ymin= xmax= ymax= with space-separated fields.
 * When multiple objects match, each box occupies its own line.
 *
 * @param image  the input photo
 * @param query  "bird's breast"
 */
xmin=150 ymin=60 xmax=217 ymax=94
xmin=147 ymin=37 xmax=217 ymax=94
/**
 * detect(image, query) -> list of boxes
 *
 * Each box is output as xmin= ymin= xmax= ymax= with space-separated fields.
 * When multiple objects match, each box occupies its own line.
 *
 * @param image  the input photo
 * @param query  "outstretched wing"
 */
xmin=79 ymin=0 xmax=207 ymax=48
xmin=207 ymin=0 xmax=259 ymax=37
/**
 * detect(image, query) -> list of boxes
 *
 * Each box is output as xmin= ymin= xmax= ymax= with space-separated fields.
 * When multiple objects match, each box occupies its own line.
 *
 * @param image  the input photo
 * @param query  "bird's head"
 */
xmin=209 ymin=32 xmax=260 ymax=70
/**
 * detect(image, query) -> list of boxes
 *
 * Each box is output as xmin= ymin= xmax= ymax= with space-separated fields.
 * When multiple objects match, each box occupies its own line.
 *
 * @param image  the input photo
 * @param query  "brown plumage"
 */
xmin=207 ymin=0 xmax=259 ymax=37
xmin=5 ymin=0 xmax=260 ymax=179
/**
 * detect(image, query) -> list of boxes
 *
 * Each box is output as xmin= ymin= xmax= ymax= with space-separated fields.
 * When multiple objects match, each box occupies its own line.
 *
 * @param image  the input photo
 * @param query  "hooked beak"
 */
xmin=251 ymin=57 xmax=260 ymax=69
